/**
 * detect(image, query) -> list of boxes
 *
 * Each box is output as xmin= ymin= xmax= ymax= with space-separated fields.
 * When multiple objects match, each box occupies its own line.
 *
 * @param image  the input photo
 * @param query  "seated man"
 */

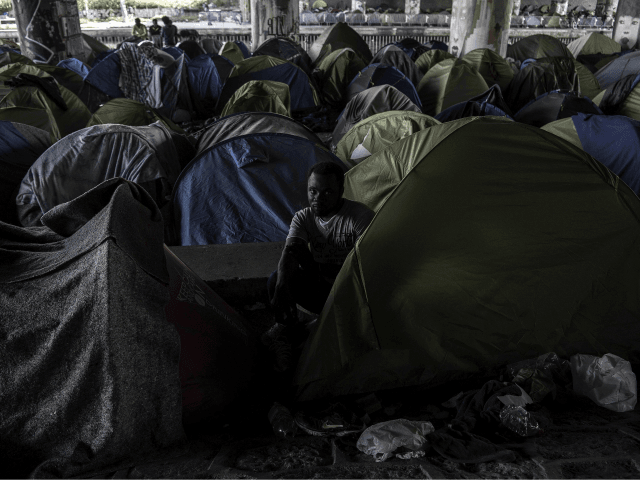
xmin=132 ymin=18 xmax=148 ymax=41
xmin=266 ymin=161 xmax=374 ymax=370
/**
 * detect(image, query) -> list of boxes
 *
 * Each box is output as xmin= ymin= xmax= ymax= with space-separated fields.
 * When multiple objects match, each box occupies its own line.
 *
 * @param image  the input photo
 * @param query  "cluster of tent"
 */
xmin=3 ymin=25 xmax=640 ymax=476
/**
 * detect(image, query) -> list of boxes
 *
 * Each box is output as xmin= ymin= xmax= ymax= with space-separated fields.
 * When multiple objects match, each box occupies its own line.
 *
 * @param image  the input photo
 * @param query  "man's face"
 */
xmin=308 ymin=173 xmax=343 ymax=218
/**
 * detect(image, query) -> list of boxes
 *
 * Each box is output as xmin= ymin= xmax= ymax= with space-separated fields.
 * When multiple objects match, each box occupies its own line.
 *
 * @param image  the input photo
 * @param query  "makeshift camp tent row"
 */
xmin=513 ymin=89 xmax=602 ymax=127
xmin=295 ymin=116 xmax=640 ymax=401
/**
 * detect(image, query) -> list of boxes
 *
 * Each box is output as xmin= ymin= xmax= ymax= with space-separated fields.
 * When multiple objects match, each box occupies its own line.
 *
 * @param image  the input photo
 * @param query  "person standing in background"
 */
xmin=149 ymin=18 xmax=162 ymax=48
xmin=161 ymin=16 xmax=178 ymax=47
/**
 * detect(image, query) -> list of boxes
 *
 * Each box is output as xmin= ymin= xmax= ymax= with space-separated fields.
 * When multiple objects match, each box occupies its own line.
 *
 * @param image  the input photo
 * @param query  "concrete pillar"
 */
xmin=450 ymin=0 xmax=514 ymax=58
xmin=596 ymin=0 xmax=618 ymax=18
xmin=120 ymin=0 xmax=128 ymax=22
xmin=250 ymin=0 xmax=299 ymax=53
xmin=11 ymin=0 xmax=86 ymax=63
xmin=613 ymin=0 xmax=640 ymax=50
xmin=240 ymin=0 xmax=250 ymax=23
xmin=554 ymin=0 xmax=569 ymax=15
xmin=511 ymin=0 xmax=521 ymax=15
xmin=405 ymin=0 xmax=420 ymax=15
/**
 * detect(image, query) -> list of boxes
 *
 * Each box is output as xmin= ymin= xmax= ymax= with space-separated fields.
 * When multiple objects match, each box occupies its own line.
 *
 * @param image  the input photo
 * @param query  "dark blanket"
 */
xmin=429 ymin=380 xmax=522 ymax=463
xmin=0 ymin=178 xmax=185 ymax=478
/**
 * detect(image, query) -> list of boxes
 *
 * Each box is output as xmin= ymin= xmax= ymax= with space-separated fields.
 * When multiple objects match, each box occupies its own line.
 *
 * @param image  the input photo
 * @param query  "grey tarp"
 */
xmin=16 ymin=122 xmax=184 ymax=227
xmin=0 ymin=178 xmax=184 ymax=478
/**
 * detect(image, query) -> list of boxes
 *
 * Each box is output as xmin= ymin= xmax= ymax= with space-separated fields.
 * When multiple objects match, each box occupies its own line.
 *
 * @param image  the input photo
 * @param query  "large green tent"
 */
xmin=461 ymin=48 xmax=514 ymax=93
xmin=507 ymin=34 xmax=573 ymax=62
xmin=308 ymin=22 xmax=373 ymax=67
xmin=0 ymin=51 xmax=33 ymax=69
xmin=417 ymin=58 xmax=489 ymax=116
xmin=314 ymin=48 xmax=366 ymax=108
xmin=415 ymin=49 xmax=456 ymax=75
xmin=218 ymin=41 xmax=246 ymax=65
xmin=87 ymin=98 xmax=184 ymax=133
xmin=219 ymin=80 xmax=291 ymax=117
xmin=0 ymin=107 xmax=59 ymax=142
xmin=0 ymin=82 xmax=91 ymax=139
xmin=334 ymin=110 xmax=440 ymax=168
xmin=294 ymin=116 xmax=640 ymax=401
xmin=567 ymin=32 xmax=621 ymax=58
xmin=573 ymin=59 xmax=601 ymax=101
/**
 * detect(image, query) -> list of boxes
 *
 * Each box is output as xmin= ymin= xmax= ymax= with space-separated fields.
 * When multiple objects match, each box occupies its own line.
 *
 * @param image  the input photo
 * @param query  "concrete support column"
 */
xmin=240 ymin=0 xmax=250 ymax=24
xmin=554 ymin=0 xmax=569 ymax=15
xmin=120 ymin=0 xmax=128 ymax=22
xmin=450 ymin=0 xmax=514 ymax=58
xmin=405 ymin=0 xmax=420 ymax=16
xmin=250 ymin=0 xmax=299 ymax=53
xmin=596 ymin=0 xmax=618 ymax=18
xmin=11 ymin=0 xmax=86 ymax=63
xmin=613 ymin=0 xmax=640 ymax=50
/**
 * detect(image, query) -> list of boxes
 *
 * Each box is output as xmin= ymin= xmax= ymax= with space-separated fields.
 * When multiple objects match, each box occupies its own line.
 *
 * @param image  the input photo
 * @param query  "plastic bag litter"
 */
xmin=356 ymin=418 xmax=434 ymax=462
xmin=571 ymin=353 xmax=637 ymax=412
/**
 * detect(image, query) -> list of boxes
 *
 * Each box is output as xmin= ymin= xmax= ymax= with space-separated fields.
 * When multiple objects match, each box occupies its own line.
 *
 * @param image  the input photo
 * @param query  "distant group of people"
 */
xmin=127 ymin=16 xmax=178 ymax=48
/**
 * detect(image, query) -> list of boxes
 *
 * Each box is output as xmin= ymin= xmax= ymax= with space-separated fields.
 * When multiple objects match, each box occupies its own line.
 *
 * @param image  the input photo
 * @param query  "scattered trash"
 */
xmin=506 ymin=351 xmax=572 ymax=402
xmin=571 ymin=353 xmax=637 ymax=412
xmin=294 ymin=403 xmax=366 ymax=437
xmin=499 ymin=405 xmax=542 ymax=437
xmin=268 ymin=402 xmax=298 ymax=439
xmin=497 ymin=384 xmax=534 ymax=407
xmin=396 ymin=449 xmax=426 ymax=460
xmin=356 ymin=418 xmax=434 ymax=462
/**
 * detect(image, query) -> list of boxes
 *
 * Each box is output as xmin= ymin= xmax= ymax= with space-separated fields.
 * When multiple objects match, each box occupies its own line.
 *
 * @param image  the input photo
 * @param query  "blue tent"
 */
xmin=345 ymin=63 xmax=422 ymax=110
xmin=163 ymin=46 xmax=190 ymax=62
xmin=543 ymin=113 xmax=640 ymax=195
xmin=595 ymin=51 xmax=640 ymax=90
xmin=57 ymin=58 xmax=90 ymax=79
xmin=84 ymin=51 xmax=123 ymax=98
xmin=217 ymin=57 xmax=320 ymax=114
xmin=172 ymin=133 xmax=343 ymax=245
xmin=435 ymin=85 xmax=512 ymax=122
xmin=0 ymin=121 xmax=52 ymax=224
xmin=513 ymin=89 xmax=602 ymax=127
xmin=90 ymin=49 xmax=115 ymax=67
xmin=187 ymin=54 xmax=234 ymax=117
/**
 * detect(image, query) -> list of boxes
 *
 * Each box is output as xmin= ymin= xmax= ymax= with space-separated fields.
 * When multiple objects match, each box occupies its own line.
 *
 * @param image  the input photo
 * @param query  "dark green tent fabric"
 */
xmin=507 ymin=34 xmax=574 ymax=62
xmin=294 ymin=116 xmax=640 ymax=401
xmin=308 ymin=22 xmax=373 ymax=67
xmin=0 ymin=84 xmax=91 ymax=140
xmin=0 ymin=51 xmax=33 ymax=69
xmin=415 ymin=49 xmax=456 ymax=75
xmin=331 ymin=84 xmax=422 ymax=151
xmin=573 ymin=59 xmax=602 ymax=100
xmin=370 ymin=45 xmax=422 ymax=87
xmin=461 ymin=48 xmax=514 ymax=93
xmin=506 ymin=57 xmax=579 ymax=114
xmin=0 ymin=106 xmax=59 ymax=141
xmin=597 ymin=74 xmax=640 ymax=121
xmin=567 ymin=32 xmax=621 ymax=58
xmin=417 ymin=58 xmax=489 ymax=116
xmin=87 ymin=98 xmax=184 ymax=133
xmin=313 ymin=48 xmax=367 ymax=108
xmin=219 ymin=80 xmax=291 ymax=117
xmin=334 ymin=110 xmax=439 ymax=168
xmin=219 ymin=41 xmax=245 ymax=65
